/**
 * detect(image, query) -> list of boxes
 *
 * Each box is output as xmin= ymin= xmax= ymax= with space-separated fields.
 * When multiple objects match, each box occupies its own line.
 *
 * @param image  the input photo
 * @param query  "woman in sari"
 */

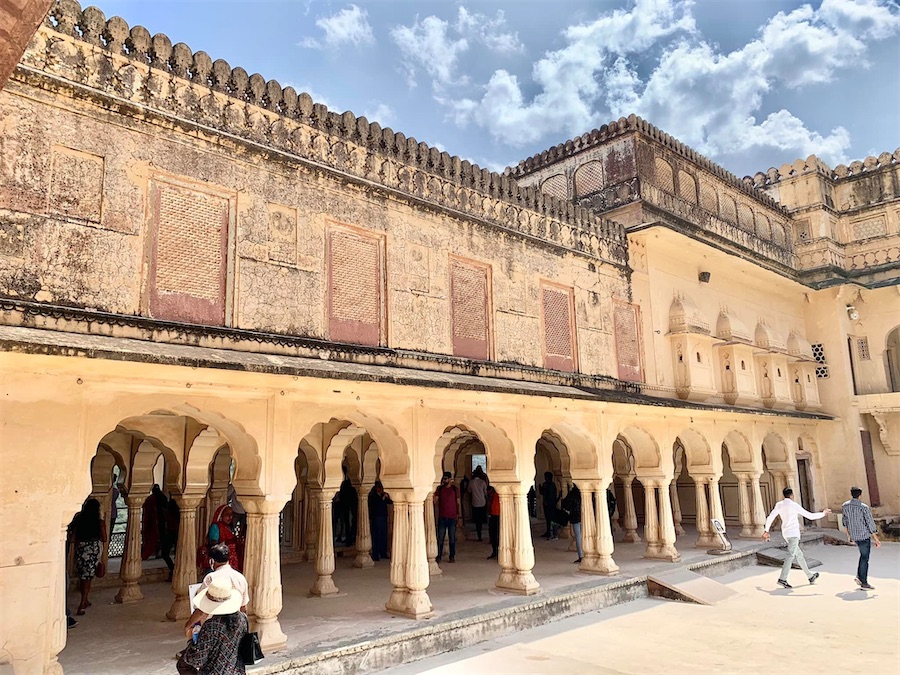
xmin=199 ymin=505 xmax=242 ymax=572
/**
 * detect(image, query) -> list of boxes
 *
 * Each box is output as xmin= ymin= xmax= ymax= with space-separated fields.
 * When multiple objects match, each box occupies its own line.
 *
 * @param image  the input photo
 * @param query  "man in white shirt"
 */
xmin=762 ymin=487 xmax=831 ymax=588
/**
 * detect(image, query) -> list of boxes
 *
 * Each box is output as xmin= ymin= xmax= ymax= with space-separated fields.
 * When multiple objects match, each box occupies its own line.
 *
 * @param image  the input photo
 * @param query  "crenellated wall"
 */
xmin=507 ymin=115 xmax=796 ymax=274
xmin=751 ymin=152 xmax=900 ymax=287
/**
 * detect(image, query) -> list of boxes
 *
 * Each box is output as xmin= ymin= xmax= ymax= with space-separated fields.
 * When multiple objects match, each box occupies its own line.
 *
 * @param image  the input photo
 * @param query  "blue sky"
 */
xmin=98 ymin=0 xmax=899 ymax=177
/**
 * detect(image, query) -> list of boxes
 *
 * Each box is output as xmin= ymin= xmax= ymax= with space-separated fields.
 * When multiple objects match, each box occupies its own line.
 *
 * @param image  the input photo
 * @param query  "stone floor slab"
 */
xmin=647 ymin=569 xmax=739 ymax=605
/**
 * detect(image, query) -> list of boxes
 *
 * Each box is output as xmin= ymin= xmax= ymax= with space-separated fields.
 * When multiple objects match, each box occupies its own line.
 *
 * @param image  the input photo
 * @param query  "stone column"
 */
xmin=424 ymin=491 xmax=441 ymax=576
xmin=495 ymin=484 xmax=539 ymax=594
xmin=242 ymin=497 xmax=288 ymax=653
xmin=749 ymin=474 xmax=767 ymax=537
xmin=496 ymin=486 xmax=516 ymax=589
xmin=403 ymin=497 xmax=433 ymax=618
xmin=693 ymin=479 xmax=715 ymax=548
xmin=622 ymin=474 xmax=640 ymax=543
xmin=353 ymin=483 xmax=374 ymax=569
xmin=386 ymin=492 xmax=410 ymax=615
xmin=115 ymin=494 xmax=146 ymax=604
xmin=304 ymin=486 xmax=320 ymax=562
xmin=736 ymin=475 xmax=755 ymax=538
xmin=773 ymin=472 xmax=787 ymax=498
xmin=310 ymin=491 xmax=339 ymax=596
xmin=594 ymin=486 xmax=619 ymax=574
xmin=44 ymin=524 xmax=68 ymax=675
xmin=642 ymin=480 xmax=660 ymax=558
xmin=167 ymin=494 xmax=203 ymax=620
xmin=670 ymin=480 xmax=685 ymax=536
xmin=708 ymin=475 xmax=725 ymax=523
xmin=578 ymin=488 xmax=598 ymax=573
xmin=656 ymin=480 xmax=681 ymax=561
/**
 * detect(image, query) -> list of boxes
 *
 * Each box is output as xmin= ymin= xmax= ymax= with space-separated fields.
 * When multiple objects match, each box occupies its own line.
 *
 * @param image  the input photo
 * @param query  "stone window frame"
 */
xmin=448 ymin=255 xmax=494 ymax=361
xmin=325 ymin=220 xmax=388 ymax=348
xmin=144 ymin=170 xmax=237 ymax=328
xmin=539 ymin=279 xmax=578 ymax=373
xmin=613 ymin=299 xmax=645 ymax=383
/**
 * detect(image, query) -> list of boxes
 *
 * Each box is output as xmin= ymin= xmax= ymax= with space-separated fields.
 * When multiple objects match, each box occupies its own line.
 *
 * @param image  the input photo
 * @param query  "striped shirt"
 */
xmin=841 ymin=498 xmax=877 ymax=541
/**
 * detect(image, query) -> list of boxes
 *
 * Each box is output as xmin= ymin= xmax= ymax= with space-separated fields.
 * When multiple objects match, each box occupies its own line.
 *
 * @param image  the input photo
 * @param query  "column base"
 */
xmin=695 ymin=533 xmax=720 ymax=548
xmin=644 ymin=545 xmax=680 ymax=562
xmin=495 ymin=570 xmax=540 ymax=595
xmin=309 ymin=576 xmax=340 ymax=597
xmin=166 ymin=595 xmax=191 ymax=621
xmin=386 ymin=589 xmax=434 ymax=619
xmin=579 ymin=556 xmax=619 ymax=575
xmin=114 ymin=583 xmax=144 ymax=604
xmin=352 ymin=553 xmax=374 ymax=569
xmin=253 ymin=616 xmax=288 ymax=653
xmin=739 ymin=527 xmax=760 ymax=538
xmin=428 ymin=560 xmax=442 ymax=576
xmin=622 ymin=531 xmax=641 ymax=543
xmin=44 ymin=657 xmax=63 ymax=675
xmin=674 ymin=524 xmax=686 ymax=536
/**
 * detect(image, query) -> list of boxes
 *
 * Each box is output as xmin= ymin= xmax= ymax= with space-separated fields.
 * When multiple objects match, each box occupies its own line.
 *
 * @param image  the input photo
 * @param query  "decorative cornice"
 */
xmin=504 ymin=113 xmax=786 ymax=213
xmin=748 ymin=150 xmax=900 ymax=188
xmin=17 ymin=0 xmax=628 ymax=267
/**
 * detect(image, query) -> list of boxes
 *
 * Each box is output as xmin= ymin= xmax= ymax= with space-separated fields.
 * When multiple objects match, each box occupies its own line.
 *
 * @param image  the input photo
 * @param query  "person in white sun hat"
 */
xmin=176 ymin=578 xmax=248 ymax=675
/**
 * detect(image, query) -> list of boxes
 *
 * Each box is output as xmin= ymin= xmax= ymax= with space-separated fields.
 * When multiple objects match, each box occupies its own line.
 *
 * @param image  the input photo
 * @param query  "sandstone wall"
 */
xmin=0 ymin=10 xmax=630 ymax=378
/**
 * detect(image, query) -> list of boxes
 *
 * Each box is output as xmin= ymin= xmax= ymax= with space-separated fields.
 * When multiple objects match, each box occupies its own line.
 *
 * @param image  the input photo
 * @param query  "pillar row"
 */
xmin=167 ymin=494 xmax=203 ymax=621
xmin=385 ymin=491 xmax=434 ymax=619
xmin=310 ymin=491 xmax=339 ymax=597
xmin=495 ymin=484 xmax=539 ymax=595
xmin=622 ymin=473 xmax=640 ymax=543
xmin=242 ymin=496 xmax=288 ymax=653
xmin=115 ymin=493 xmax=147 ymax=604
xmin=353 ymin=482 xmax=374 ymax=569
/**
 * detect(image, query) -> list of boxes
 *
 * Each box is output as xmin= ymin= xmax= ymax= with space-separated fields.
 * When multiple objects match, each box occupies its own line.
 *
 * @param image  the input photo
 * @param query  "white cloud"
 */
xmin=391 ymin=15 xmax=469 ymax=88
xmin=444 ymin=0 xmax=898 ymax=166
xmin=300 ymin=5 xmax=374 ymax=49
xmin=391 ymin=6 xmax=523 ymax=90
xmin=363 ymin=102 xmax=396 ymax=127
xmin=456 ymin=8 xmax=524 ymax=55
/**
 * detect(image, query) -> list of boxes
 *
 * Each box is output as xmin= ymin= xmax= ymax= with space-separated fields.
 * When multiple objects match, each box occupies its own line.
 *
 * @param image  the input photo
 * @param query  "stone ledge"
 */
xmin=252 ymin=539 xmax=822 ymax=675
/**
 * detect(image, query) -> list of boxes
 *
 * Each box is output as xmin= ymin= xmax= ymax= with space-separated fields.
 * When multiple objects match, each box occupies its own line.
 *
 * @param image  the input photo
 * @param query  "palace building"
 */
xmin=0 ymin=2 xmax=898 ymax=673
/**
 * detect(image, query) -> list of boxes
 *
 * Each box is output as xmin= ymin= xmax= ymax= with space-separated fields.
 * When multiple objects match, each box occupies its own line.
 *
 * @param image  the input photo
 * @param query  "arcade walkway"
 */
xmin=60 ymin=526 xmax=784 ymax=675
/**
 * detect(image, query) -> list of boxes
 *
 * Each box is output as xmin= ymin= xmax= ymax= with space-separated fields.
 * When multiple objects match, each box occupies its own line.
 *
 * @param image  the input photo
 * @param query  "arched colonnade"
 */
xmin=61 ymin=401 xmax=826 ymax=663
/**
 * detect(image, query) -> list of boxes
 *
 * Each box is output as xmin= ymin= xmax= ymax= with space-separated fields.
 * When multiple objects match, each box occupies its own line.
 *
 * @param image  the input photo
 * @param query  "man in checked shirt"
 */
xmin=842 ymin=487 xmax=882 ymax=590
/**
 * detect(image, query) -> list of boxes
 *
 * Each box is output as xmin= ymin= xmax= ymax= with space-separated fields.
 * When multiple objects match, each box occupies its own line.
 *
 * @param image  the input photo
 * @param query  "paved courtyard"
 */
xmin=389 ymin=543 xmax=900 ymax=675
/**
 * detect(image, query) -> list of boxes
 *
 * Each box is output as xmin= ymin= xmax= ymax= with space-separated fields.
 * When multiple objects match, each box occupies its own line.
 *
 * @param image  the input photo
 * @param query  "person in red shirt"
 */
xmin=433 ymin=471 xmax=459 ymax=563
xmin=487 ymin=485 xmax=501 ymax=559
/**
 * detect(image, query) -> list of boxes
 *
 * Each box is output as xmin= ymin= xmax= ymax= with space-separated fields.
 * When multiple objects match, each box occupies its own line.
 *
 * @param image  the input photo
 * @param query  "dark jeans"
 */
xmin=488 ymin=514 xmax=500 ymax=556
xmin=340 ymin=507 xmax=357 ymax=545
xmin=437 ymin=517 xmax=457 ymax=561
xmin=856 ymin=537 xmax=871 ymax=584
xmin=472 ymin=506 xmax=487 ymax=539
xmin=371 ymin=516 xmax=388 ymax=560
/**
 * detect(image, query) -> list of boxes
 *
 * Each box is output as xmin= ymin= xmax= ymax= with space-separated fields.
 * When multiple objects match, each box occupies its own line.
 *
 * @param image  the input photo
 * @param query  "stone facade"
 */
xmin=0 ymin=3 xmax=898 ymax=674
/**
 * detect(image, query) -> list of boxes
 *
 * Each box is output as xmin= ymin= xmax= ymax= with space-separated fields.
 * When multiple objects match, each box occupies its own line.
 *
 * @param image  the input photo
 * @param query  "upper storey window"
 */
xmin=541 ymin=282 xmax=577 ymax=372
xmin=327 ymin=224 xmax=385 ymax=347
xmin=148 ymin=177 xmax=231 ymax=326
xmin=450 ymin=257 xmax=492 ymax=361
xmin=614 ymin=300 xmax=644 ymax=382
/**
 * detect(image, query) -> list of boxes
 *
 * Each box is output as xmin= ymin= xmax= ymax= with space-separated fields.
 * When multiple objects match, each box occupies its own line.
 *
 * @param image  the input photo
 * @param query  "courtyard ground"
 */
xmin=388 ymin=542 xmax=900 ymax=675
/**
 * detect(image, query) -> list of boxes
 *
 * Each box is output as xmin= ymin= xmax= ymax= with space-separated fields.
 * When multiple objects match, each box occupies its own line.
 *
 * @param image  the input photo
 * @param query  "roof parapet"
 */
xmin=746 ymin=150 xmax=900 ymax=188
xmin=505 ymin=113 xmax=785 ymax=212
xmin=31 ymin=0 xmax=628 ymax=260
